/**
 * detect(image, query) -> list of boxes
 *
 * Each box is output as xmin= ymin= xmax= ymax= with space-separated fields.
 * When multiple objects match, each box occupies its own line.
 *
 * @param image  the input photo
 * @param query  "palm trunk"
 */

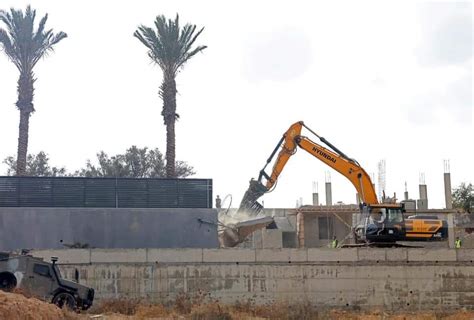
xmin=165 ymin=121 xmax=176 ymax=178
xmin=161 ymin=76 xmax=177 ymax=178
xmin=16 ymin=111 xmax=31 ymax=175
xmin=15 ymin=70 xmax=35 ymax=176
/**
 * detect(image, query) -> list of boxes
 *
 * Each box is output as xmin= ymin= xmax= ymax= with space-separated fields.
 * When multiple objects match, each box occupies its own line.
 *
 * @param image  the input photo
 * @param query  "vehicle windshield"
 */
xmin=53 ymin=264 xmax=62 ymax=278
xmin=369 ymin=207 xmax=403 ymax=224
xmin=387 ymin=209 xmax=403 ymax=223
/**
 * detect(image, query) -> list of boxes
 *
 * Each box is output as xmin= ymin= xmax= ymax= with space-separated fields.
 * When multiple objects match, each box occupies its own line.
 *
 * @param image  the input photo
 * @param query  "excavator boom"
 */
xmin=238 ymin=121 xmax=377 ymax=214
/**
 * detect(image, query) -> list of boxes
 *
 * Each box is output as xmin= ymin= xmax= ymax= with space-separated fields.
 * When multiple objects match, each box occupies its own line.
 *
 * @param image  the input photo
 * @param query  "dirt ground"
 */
xmin=0 ymin=291 xmax=473 ymax=320
xmin=0 ymin=290 xmax=69 ymax=320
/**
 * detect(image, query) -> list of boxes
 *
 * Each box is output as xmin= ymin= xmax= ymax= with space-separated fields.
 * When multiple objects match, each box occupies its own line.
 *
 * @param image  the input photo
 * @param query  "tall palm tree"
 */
xmin=134 ymin=14 xmax=206 ymax=178
xmin=0 ymin=5 xmax=67 ymax=175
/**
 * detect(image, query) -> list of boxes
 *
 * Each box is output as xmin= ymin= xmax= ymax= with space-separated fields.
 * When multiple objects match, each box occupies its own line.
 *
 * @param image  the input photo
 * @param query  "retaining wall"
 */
xmin=31 ymin=248 xmax=474 ymax=310
xmin=0 ymin=208 xmax=219 ymax=250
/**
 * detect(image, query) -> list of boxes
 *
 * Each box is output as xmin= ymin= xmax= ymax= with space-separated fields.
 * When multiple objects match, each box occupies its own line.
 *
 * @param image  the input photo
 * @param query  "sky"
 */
xmin=0 ymin=1 xmax=472 ymax=209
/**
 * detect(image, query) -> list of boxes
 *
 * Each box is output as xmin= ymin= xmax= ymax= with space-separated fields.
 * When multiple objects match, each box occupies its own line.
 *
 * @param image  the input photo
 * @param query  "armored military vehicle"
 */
xmin=0 ymin=252 xmax=94 ymax=310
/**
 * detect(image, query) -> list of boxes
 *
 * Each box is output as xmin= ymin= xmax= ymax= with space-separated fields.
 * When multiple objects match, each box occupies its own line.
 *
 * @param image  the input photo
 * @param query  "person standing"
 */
xmin=331 ymin=236 xmax=339 ymax=248
xmin=455 ymin=237 xmax=462 ymax=249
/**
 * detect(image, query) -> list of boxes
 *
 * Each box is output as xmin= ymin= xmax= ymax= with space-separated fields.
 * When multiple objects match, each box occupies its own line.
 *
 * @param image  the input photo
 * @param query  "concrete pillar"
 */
xmin=325 ymin=182 xmax=332 ymax=206
xmin=356 ymin=193 xmax=360 ymax=204
xmin=419 ymin=184 xmax=427 ymax=199
xmin=444 ymin=173 xmax=453 ymax=209
xmin=312 ymin=193 xmax=319 ymax=206
xmin=404 ymin=191 xmax=409 ymax=201
xmin=447 ymin=214 xmax=455 ymax=248
xmin=418 ymin=184 xmax=428 ymax=210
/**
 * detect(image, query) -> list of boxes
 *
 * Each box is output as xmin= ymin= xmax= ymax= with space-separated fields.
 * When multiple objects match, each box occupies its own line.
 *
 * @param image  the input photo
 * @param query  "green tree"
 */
xmin=3 ymin=147 xmax=195 ymax=178
xmin=0 ymin=6 xmax=67 ymax=176
xmin=76 ymin=146 xmax=195 ymax=178
xmin=134 ymin=14 xmax=206 ymax=178
xmin=3 ymin=151 xmax=66 ymax=176
xmin=452 ymin=183 xmax=473 ymax=213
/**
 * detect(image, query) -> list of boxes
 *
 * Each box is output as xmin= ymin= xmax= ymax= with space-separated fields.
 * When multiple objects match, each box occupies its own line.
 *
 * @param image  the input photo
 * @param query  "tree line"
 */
xmin=3 ymin=146 xmax=194 ymax=178
xmin=0 ymin=6 xmax=206 ymax=178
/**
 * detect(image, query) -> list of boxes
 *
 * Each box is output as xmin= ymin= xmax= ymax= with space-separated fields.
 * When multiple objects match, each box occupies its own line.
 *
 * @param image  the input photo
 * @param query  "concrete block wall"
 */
xmin=32 ymin=248 xmax=474 ymax=264
xmin=29 ymin=248 xmax=474 ymax=310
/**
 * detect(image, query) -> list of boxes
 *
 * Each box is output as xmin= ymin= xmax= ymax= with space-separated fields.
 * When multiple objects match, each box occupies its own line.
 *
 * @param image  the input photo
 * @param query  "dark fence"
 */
xmin=0 ymin=176 xmax=212 ymax=208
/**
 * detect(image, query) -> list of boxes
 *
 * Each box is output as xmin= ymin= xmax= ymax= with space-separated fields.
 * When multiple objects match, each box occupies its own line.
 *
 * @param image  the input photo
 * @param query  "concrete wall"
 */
xmin=0 ymin=208 xmax=218 ymax=251
xmin=30 ymin=248 xmax=474 ymax=310
xmin=300 ymin=212 xmax=352 ymax=247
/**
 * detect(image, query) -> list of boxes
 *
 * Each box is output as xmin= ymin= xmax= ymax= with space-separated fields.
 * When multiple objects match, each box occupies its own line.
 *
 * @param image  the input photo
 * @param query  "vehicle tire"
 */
xmin=0 ymin=273 xmax=17 ymax=292
xmin=52 ymin=292 xmax=76 ymax=310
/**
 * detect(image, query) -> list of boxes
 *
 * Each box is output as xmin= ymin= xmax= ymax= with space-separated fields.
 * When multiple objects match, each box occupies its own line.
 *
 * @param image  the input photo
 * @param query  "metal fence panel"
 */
xmin=84 ymin=178 xmax=116 ymax=207
xmin=52 ymin=178 xmax=85 ymax=207
xmin=0 ymin=178 xmax=17 ymax=207
xmin=117 ymin=179 xmax=148 ymax=208
xmin=19 ymin=178 xmax=52 ymax=207
xmin=0 ymin=176 xmax=212 ymax=208
xmin=178 ymin=179 xmax=212 ymax=208
xmin=144 ymin=179 xmax=179 ymax=208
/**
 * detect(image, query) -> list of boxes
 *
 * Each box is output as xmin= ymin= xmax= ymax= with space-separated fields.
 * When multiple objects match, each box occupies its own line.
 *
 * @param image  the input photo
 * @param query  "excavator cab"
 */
xmin=357 ymin=204 xmax=406 ymax=243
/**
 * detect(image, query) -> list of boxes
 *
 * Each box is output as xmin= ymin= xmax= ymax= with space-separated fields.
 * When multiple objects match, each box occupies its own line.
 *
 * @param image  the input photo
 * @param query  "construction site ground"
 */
xmin=1 ymin=290 xmax=473 ymax=320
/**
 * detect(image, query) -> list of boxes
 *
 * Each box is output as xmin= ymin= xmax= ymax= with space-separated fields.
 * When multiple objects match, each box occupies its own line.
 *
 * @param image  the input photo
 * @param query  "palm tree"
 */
xmin=134 ymin=14 xmax=206 ymax=178
xmin=0 ymin=5 xmax=67 ymax=175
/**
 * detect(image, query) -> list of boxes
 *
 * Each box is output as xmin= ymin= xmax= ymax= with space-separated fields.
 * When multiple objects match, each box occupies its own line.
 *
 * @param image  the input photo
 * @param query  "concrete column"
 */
xmin=419 ymin=184 xmax=427 ymax=199
xmin=356 ymin=193 xmax=360 ymax=204
xmin=418 ymin=184 xmax=428 ymax=210
xmin=447 ymin=214 xmax=455 ymax=248
xmin=312 ymin=193 xmax=319 ymax=206
xmin=444 ymin=173 xmax=453 ymax=209
xmin=325 ymin=182 xmax=332 ymax=206
xmin=404 ymin=191 xmax=409 ymax=201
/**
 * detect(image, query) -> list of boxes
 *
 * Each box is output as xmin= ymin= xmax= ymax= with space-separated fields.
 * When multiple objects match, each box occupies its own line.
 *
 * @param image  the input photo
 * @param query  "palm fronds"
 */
xmin=134 ymin=14 xmax=207 ymax=76
xmin=0 ymin=5 xmax=68 ymax=72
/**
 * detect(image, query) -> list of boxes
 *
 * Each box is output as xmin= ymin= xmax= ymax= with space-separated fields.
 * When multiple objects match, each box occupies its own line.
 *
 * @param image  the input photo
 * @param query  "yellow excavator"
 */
xmin=238 ymin=121 xmax=447 ymax=244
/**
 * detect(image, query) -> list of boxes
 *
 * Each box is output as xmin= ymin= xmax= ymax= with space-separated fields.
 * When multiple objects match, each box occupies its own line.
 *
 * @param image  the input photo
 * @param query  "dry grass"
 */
xmin=89 ymin=297 xmax=143 ymax=315
xmin=6 ymin=289 xmax=472 ymax=320
xmin=86 ymin=297 xmax=474 ymax=320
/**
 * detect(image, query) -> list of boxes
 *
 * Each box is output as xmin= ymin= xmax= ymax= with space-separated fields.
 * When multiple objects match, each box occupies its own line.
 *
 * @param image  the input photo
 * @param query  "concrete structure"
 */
xmin=402 ymin=200 xmax=416 ymax=211
xmin=265 ymin=229 xmax=283 ymax=248
xmin=296 ymin=205 xmax=356 ymax=247
xmin=247 ymin=217 xmax=297 ymax=249
xmin=30 ymin=248 xmax=474 ymax=310
xmin=444 ymin=160 xmax=453 ymax=210
xmin=444 ymin=173 xmax=453 ymax=209
xmin=325 ymin=182 xmax=332 ymax=206
xmin=418 ymin=184 xmax=428 ymax=210
xmin=222 ymin=206 xmax=469 ymax=250
xmin=312 ymin=192 xmax=319 ymax=206
xmin=0 ymin=208 xmax=219 ymax=251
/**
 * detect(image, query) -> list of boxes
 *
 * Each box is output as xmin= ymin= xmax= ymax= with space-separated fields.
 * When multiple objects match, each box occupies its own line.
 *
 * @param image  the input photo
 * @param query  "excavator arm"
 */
xmin=238 ymin=121 xmax=378 ymax=214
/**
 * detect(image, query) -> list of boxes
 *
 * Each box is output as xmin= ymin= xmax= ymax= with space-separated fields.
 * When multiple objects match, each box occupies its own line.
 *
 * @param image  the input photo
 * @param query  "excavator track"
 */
xmin=341 ymin=242 xmax=423 ymax=248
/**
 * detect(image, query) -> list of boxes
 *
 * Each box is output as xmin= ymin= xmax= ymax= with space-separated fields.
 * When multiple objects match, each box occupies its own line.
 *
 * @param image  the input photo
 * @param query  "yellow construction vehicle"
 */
xmin=238 ymin=121 xmax=447 ymax=243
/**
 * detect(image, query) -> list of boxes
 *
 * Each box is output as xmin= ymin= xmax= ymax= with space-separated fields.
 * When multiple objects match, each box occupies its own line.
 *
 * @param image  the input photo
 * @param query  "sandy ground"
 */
xmin=1 ymin=290 xmax=473 ymax=320
xmin=0 ymin=290 xmax=66 ymax=320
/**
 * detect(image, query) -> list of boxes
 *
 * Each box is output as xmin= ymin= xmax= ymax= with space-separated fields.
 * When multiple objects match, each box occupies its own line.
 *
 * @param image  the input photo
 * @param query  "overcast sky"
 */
xmin=0 ymin=1 xmax=472 ymax=209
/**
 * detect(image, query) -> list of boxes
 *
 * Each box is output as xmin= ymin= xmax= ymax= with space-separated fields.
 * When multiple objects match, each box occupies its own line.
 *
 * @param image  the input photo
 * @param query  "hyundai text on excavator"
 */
xmin=237 ymin=121 xmax=447 ymax=244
